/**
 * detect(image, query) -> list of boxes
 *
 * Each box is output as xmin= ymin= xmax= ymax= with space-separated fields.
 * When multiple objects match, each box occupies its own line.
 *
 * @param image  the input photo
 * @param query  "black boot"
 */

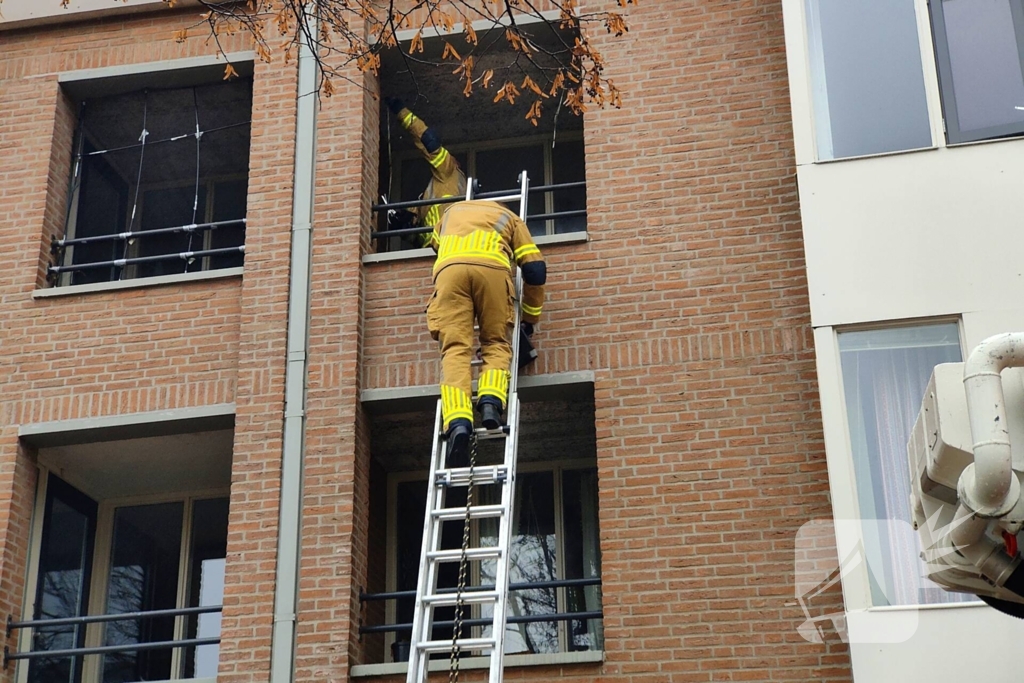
xmin=477 ymin=397 xmax=503 ymax=431
xmin=445 ymin=418 xmax=473 ymax=468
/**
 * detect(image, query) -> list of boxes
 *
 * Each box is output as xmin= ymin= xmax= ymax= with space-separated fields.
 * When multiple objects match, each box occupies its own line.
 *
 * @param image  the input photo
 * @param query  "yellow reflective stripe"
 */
xmin=401 ymin=111 xmax=416 ymax=128
xmin=428 ymin=147 xmax=450 ymax=168
xmin=514 ymin=244 xmax=540 ymax=260
xmin=425 ymin=205 xmax=440 ymax=226
xmin=478 ymin=369 xmax=510 ymax=405
xmin=424 ymin=195 xmax=454 ymax=228
xmin=521 ymin=302 xmax=542 ymax=317
xmin=441 ymin=384 xmax=473 ymax=427
xmin=437 ymin=231 xmax=510 ymax=268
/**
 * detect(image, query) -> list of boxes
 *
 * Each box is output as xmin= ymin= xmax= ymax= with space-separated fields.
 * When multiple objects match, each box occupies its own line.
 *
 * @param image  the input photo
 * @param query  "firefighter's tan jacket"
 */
xmin=397 ymin=107 xmax=466 ymax=232
xmin=430 ymin=200 xmax=545 ymax=324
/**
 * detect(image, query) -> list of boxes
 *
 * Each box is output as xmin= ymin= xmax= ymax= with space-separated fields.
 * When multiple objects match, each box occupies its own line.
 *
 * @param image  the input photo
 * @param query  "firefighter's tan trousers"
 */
xmin=427 ymin=264 xmax=514 ymax=430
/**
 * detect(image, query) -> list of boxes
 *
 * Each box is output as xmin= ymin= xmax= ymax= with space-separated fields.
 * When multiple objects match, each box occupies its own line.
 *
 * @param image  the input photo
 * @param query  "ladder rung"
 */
xmin=485 ymin=192 xmax=522 ymax=203
xmin=423 ymin=590 xmax=500 ymax=607
xmin=474 ymin=425 xmax=509 ymax=440
xmin=435 ymin=465 xmax=508 ymax=487
xmin=431 ymin=504 xmax=505 ymax=521
xmin=471 ymin=358 xmax=484 ymax=366
xmin=417 ymin=637 xmax=496 ymax=653
xmin=428 ymin=547 xmax=502 ymax=563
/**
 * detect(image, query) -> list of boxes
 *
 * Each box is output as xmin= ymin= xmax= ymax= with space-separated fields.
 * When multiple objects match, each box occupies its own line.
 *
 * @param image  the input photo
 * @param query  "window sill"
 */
xmin=806 ymin=144 xmax=938 ymax=166
xmin=865 ymin=599 xmax=984 ymax=612
xmin=361 ymin=231 xmax=589 ymax=265
xmin=32 ymin=267 xmax=243 ymax=299
xmin=350 ymin=650 xmax=603 ymax=677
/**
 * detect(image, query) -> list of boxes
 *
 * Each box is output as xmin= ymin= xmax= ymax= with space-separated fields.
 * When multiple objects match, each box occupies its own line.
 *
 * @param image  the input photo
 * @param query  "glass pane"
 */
xmin=551 ymin=139 xmax=587 ymax=234
xmin=68 ymin=145 xmax=132 ymax=286
xmin=480 ymin=472 xmax=558 ymax=654
xmin=806 ymin=0 xmax=931 ymax=159
xmin=838 ymin=322 xmax=970 ymax=606
xmin=184 ymin=498 xmax=229 ymax=678
xmin=561 ymin=469 xmax=603 ymax=652
xmin=938 ymin=0 xmax=1024 ymax=137
xmin=209 ymin=178 xmax=248 ymax=269
xmin=102 ymin=502 xmax=183 ymax=683
xmin=29 ymin=475 xmax=97 ymax=683
xmin=136 ymin=182 xmax=205 ymax=278
xmin=474 ymin=146 xmax=546 ymax=236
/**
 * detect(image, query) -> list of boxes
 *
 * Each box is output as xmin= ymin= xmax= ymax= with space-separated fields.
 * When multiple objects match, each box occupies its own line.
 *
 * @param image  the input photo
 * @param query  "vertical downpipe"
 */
xmin=269 ymin=10 xmax=318 ymax=683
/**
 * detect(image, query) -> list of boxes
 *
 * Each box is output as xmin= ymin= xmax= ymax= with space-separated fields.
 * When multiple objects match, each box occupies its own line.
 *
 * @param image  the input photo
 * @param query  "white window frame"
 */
xmin=782 ymin=0 xmax=946 ymax=164
xmin=812 ymin=317 xmax=987 ymax=611
xmin=384 ymin=457 xmax=600 ymax=663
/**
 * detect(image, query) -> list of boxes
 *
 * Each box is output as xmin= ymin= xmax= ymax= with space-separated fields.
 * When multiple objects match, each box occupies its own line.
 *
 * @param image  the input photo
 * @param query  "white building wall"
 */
xmin=782 ymin=0 xmax=1024 ymax=678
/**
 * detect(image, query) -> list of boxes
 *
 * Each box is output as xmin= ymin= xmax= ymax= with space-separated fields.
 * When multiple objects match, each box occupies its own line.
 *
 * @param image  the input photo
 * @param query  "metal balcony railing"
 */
xmin=370 ymin=180 xmax=587 ymax=249
xmin=3 ymin=605 xmax=221 ymax=669
xmin=358 ymin=577 xmax=602 ymax=636
xmin=49 ymin=220 xmax=246 ymax=278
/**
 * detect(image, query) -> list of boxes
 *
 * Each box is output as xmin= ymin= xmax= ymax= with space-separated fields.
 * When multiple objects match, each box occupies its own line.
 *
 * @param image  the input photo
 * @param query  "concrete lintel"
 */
xmin=19 ymin=403 xmax=236 ymax=448
xmin=57 ymin=53 xmax=256 ymax=101
xmin=361 ymin=371 xmax=595 ymax=414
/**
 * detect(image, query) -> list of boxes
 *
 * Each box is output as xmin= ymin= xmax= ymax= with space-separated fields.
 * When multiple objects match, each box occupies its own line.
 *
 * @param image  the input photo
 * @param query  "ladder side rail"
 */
xmin=488 ymin=395 xmax=521 ymax=682
xmin=406 ymin=401 xmax=447 ymax=683
xmin=486 ymin=169 xmax=530 ymax=682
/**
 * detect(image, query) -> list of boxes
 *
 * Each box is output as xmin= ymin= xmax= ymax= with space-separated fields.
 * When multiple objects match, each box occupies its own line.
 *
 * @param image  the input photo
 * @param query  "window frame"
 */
xmin=389 ymin=131 xmax=586 ymax=238
xmin=55 ymin=63 xmax=253 ymax=289
xmin=929 ymin=0 xmax=1024 ymax=144
xmin=19 ymin=465 xmax=230 ymax=683
xmin=828 ymin=317 xmax=985 ymax=609
xmin=384 ymin=457 xmax=602 ymax=662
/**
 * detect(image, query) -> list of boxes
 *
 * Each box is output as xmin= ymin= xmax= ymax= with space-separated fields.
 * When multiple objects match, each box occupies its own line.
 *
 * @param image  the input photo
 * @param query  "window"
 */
xmin=804 ymin=0 xmax=932 ymax=159
xmin=392 ymin=137 xmax=587 ymax=239
xmin=18 ymin=429 xmax=232 ymax=682
xmin=929 ymin=0 xmax=1024 ymax=143
xmin=361 ymin=392 xmax=603 ymax=664
xmin=375 ymin=27 xmax=587 ymax=253
xmin=53 ymin=70 xmax=252 ymax=286
xmin=391 ymin=465 xmax=603 ymax=656
xmin=837 ymin=322 xmax=975 ymax=606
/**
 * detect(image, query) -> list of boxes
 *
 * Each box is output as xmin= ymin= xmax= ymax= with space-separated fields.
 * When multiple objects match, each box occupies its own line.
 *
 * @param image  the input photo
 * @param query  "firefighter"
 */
xmin=426 ymin=200 xmax=546 ymax=467
xmin=384 ymin=98 xmax=467 ymax=246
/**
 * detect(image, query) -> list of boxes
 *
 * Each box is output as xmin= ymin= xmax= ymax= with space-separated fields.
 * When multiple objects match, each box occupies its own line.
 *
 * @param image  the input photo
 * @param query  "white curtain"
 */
xmin=839 ymin=325 xmax=973 ymax=605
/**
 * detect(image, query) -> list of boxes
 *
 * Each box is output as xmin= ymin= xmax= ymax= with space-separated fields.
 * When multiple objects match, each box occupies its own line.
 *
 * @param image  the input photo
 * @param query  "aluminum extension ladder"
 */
xmin=405 ymin=172 xmax=530 ymax=683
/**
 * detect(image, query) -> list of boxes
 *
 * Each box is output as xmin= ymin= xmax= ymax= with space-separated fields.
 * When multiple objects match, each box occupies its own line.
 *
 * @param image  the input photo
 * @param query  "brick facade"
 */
xmin=0 ymin=1 xmax=852 ymax=682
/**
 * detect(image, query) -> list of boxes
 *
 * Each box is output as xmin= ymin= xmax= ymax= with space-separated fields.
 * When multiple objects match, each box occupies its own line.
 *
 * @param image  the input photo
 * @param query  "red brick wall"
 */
xmin=0 ymin=10 xmax=293 ymax=683
xmin=358 ymin=0 xmax=851 ymax=680
xmin=0 ymin=0 xmax=853 ymax=682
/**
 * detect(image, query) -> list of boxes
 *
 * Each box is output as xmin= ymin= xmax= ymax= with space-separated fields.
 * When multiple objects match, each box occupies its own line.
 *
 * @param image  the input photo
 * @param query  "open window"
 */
xmin=53 ymin=64 xmax=253 ymax=287
xmin=15 ymin=429 xmax=232 ymax=682
xmin=360 ymin=388 xmax=603 ymax=665
xmin=375 ymin=26 xmax=587 ymax=253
